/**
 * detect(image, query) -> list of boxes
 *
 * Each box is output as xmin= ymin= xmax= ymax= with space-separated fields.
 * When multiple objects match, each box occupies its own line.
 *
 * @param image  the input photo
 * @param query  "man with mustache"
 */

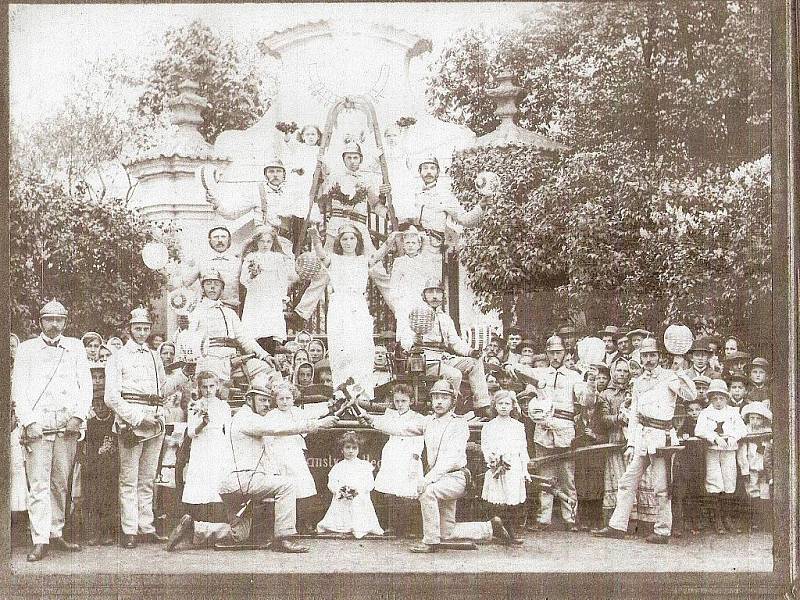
xmin=182 ymin=225 xmax=242 ymax=312
xmin=13 ymin=300 xmax=92 ymax=562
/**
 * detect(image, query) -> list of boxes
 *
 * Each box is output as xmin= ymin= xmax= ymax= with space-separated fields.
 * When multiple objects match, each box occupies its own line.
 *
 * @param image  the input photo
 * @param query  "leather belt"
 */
xmin=330 ymin=208 xmax=368 ymax=224
xmin=423 ymin=228 xmax=445 ymax=244
xmin=638 ymin=413 xmax=672 ymax=431
xmin=122 ymin=393 xmax=164 ymax=407
xmin=420 ymin=343 xmax=447 ymax=352
xmin=553 ymin=409 xmax=575 ymax=421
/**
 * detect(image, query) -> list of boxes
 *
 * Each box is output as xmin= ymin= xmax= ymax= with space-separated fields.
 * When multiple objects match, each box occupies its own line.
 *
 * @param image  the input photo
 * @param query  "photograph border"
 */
xmin=0 ymin=1 xmax=797 ymax=597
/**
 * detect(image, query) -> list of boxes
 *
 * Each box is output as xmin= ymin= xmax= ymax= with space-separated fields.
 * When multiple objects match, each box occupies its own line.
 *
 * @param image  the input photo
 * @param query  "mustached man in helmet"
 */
xmin=186 ymin=268 xmax=273 ymax=385
xmin=12 ymin=300 xmax=92 ymax=561
xmin=361 ymin=377 xmax=514 ymax=553
xmin=182 ymin=224 xmax=242 ymax=312
xmin=504 ymin=334 xmax=583 ymax=531
xmin=412 ymin=154 xmax=487 ymax=261
xmin=166 ymin=384 xmax=339 ymax=553
xmin=593 ymin=337 xmax=697 ymax=544
xmin=401 ymin=277 xmax=492 ymax=418
xmin=205 ymin=154 xmax=298 ymax=252
xmin=104 ymin=307 xmax=194 ymax=550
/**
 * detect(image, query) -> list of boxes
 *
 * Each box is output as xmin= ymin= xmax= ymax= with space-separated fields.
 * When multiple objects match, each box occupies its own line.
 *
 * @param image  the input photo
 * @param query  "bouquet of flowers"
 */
xmin=189 ymin=397 xmax=209 ymax=419
xmin=337 ymin=485 xmax=358 ymax=500
xmin=246 ymin=256 xmax=263 ymax=279
xmin=275 ymin=121 xmax=298 ymax=134
xmin=488 ymin=454 xmax=512 ymax=479
xmin=396 ymin=116 xmax=417 ymax=128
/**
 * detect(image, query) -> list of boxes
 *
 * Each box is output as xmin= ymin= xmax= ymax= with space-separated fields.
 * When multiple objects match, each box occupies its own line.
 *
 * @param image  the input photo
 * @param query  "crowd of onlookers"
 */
xmin=9 ymin=321 xmax=773 ymax=549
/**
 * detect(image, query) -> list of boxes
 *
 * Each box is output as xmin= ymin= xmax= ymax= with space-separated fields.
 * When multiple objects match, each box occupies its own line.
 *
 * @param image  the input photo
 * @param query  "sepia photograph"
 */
xmin=3 ymin=1 xmax=797 ymax=598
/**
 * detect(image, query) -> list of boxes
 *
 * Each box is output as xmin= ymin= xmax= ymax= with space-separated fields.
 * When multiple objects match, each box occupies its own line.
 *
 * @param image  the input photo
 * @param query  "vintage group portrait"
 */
xmin=3 ymin=1 xmax=798 ymax=598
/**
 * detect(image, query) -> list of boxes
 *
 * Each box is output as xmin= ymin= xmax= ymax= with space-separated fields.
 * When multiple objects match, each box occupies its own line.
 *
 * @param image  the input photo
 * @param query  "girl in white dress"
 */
xmin=389 ymin=226 xmax=439 ymax=348
xmin=263 ymin=380 xmax=318 ymax=533
xmin=317 ymin=431 xmax=383 ymax=538
xmin=373 ymin=383 xmax=424 ymax=537
xmin=481 ymin=390 xmax=530 ymax=543
xmin=308 ymin=225 xmax=400 ymax=399
xmin=287 ymin=125 xmax=325 ymax=216
xmin=182 ymin=371 xmax=232 ymax=520
xmin=240 ymin=224 xmax=298 ymax=352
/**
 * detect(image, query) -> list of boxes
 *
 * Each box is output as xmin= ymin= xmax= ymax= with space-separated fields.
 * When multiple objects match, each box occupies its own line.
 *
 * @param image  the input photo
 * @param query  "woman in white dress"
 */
xmin=373 ymin=383 xmax=424 ymax=537
xmin=182 ymin=371 xmax=231 ymax=521
xmin=240 ymin=224 xmax=298 ymax=352
xmin=308 ymin=225 xmax=400 ymax=399
xmin=481 ymin=390 xmax=530 ymax=543
xmin=317 ymin=431 xmax=383 ymax=538
xmin=263 ymin=380 xmax=318 ymax=533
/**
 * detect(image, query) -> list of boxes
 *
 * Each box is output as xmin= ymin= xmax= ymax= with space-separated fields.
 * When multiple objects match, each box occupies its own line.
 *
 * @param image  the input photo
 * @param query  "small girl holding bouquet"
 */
xmin=481 ymin=390 xmax=530 ymax=543
xmin=317 ymin=431 xmax=383 ymax=538
xmin=182 ymin=371 xmax=231 ymax=521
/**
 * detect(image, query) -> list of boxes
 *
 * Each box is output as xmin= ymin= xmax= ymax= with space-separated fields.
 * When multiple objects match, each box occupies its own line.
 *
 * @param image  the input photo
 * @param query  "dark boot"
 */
xmin=724 ymin=493 xmax=741 ymax=533
xmin=671 ymin=496 xmax=684 ymax=537
xmin=714 ymin=495 xmax=726 ymax=534
xmin=602 ymin=508 xmax=613 ymax=528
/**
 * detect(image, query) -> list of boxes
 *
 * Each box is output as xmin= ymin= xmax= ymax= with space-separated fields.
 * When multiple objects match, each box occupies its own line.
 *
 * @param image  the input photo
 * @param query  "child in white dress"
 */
xmin=481 ymin=390 xmax=530 ymax=543
xmin=263 ymin=380 xmax=318 ymax=533
xmin=317 ymin=431 xmax=383 ymax=538
xmin=373 ymin=384 xmax=424 ymax=537
xmin=738 ymin=401 xmax=773 ymax=531
xmin=182 ymin=371 xmax=232 ymax=521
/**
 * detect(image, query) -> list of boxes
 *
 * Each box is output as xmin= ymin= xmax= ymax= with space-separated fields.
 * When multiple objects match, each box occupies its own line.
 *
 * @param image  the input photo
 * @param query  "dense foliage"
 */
xmin=137 ymin=20 xmax=267 ymax=144
xmin=10 ymin=167 xmax=171 ymax=338
xmin=432 ymin=1 xmax=771 ymax=345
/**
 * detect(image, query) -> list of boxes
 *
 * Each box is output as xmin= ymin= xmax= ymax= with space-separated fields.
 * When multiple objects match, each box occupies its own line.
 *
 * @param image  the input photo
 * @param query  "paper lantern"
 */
xmin=141 ymin=242 xmax=169 ymax=270
xmin=475 ymin=171 xmax=500 ymax=197
xmin=408 ymin=304 xmax=435 ymax=336
xmin=577 ymin=336 xmax=606 ymax=365
xmin=664 ymin=324 xmax=694 ymax=355
xmin=167 ymin=287 xmax=196 ymax=316
xmin=296 ymin=252 xmax=323 ymax=281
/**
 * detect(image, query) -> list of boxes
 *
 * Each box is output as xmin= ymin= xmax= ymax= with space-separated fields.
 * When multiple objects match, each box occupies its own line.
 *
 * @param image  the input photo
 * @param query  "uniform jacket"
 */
xmin=414 ymin=183 xmax=482 ymax=234
xmin=372 ymin=411 xmax=469 ymax=480
xmin=104 ymin=340 xmax=188 ymax=438
xmin=188 ymin=297 xmax=265 ymax=361
xmin=12 ymin=334 xmax=93 ymax=430
xmin=516 ymin=364 xmax=582 ymax=449
xmin=627 ymin=367 xmax=696 ymax=455
xmin=402 ymin=308 xmax=471 ymax=355
xmin=182 ymin=248 xmax=242 ymax=309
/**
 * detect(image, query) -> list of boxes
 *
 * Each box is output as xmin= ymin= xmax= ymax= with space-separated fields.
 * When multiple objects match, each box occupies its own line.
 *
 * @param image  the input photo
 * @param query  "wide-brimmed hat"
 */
xmin=706 ymin=379 xmax=731 ymax=400
xmin=627 ymin=328 xmax=652 ymax=339
xmin=741 ymin=401 xmax=772 ymax=421
xmin=690 ymin=338 xmax=713 ymax=354
xmin=597 ymin=325 xmax=620 ymax=338
xmin=639 ymin=338 xmax=659 ymax=354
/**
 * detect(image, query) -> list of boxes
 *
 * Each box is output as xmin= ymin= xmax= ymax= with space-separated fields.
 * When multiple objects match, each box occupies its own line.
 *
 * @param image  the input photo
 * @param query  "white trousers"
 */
xmin=609 ymin=452 xmax=672 ymax=536
xmin=118 ymin=432 xmax=164 ymax=535
xmin=25 ymin=434 xmax=78 ymax=544
xmin=704 ymin=449 xmax=738 ymax=494
xmin=419 ymin=471 xmax=492 ymax=545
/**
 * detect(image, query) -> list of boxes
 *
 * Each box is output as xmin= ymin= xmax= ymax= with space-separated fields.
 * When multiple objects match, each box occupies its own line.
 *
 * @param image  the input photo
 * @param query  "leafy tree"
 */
xmin=137 ymin=20 xmax=268 ymax=144
xmin=9 ymin=165 xmax=172 ymax=338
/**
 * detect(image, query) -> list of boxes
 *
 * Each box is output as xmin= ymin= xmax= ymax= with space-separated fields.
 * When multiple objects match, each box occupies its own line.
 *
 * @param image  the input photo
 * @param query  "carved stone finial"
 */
xmin=169 ymin=80 xmax=207 ymax=130
xmin=486 ymin=71 xmax=522 ymax=125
